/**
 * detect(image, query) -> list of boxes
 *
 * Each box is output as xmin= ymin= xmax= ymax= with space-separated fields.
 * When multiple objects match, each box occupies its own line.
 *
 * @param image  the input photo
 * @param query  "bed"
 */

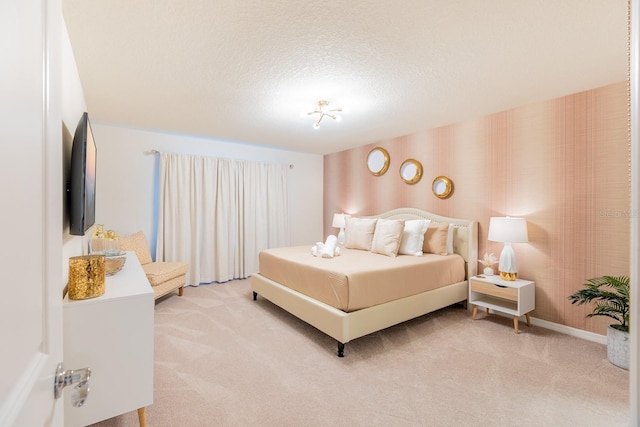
xmin=251 ymin=208 xmax=478 ymax=356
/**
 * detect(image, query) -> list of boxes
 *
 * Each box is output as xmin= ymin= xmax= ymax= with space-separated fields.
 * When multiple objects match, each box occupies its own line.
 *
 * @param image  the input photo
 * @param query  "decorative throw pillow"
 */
xmin=344 ymin=217 xmax=378 ymax=250
xmin=423 ymin=222 xmax=449 ymax=255
xmin=447 ymin=224 xmax=455 ymax=254
xmin=371 ymin=219 xmax=405 ymax=257
xmin=398 ymin=219 xmax=431 ymax=256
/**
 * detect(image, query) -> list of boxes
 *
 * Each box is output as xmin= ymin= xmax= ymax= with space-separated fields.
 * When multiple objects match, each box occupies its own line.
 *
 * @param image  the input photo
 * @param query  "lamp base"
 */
xmin=499 ymin=271 xmax=517 ymax=281
xmin=498 ymin=242 xmax=518 ymax=281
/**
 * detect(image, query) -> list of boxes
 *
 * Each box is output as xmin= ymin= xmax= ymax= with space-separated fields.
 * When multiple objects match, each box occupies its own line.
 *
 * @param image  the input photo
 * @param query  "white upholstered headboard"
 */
xmin=367 ymin=208 xmax=478 ymax=280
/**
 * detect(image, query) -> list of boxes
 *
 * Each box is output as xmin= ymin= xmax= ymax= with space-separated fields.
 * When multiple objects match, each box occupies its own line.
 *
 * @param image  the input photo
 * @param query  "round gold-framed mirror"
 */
xmin=367 ymin=147 xmax=390 ymax=176
xmin=399 ymin=159 xmax=423 ymax=184
xmin=432 ymin=175 xmax=453 ymax=198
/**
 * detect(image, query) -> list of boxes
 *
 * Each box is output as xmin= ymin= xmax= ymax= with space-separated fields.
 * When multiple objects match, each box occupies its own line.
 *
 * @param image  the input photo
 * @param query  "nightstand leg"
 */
xmin=137 ymin=408 xmax=146 ymax=427
xmin=525 ymin=313 xmax=531 ymax=327
xmin=472 ymin=305 xmax=478 ymax=320
xmin=513 ymin=316 xmax=519 ymax=334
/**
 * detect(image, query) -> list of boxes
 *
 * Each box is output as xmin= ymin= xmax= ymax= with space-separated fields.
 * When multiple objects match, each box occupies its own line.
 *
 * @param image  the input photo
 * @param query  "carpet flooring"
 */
xmin=91 ymin=279 xmax=629 ymax=427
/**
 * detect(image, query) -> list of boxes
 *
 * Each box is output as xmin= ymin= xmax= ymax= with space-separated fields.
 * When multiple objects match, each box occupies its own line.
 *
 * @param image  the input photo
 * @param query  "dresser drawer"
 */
xmin=471 ymin=280 xmax=518 ymax=301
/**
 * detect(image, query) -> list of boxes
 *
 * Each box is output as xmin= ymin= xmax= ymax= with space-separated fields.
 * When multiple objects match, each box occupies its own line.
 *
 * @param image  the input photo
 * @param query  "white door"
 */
xmin=0 ymin=0 xmax=64 ymax=426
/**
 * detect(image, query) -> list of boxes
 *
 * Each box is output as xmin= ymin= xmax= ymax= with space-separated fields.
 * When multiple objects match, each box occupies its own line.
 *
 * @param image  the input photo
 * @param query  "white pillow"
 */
xmin=398 ymin=219 xmax=430 ymax=256
xmin=344 ymin=217 xmax=378 ymax=250
xmin=371 ymin=219 xmax=405 ymax=257
xmin=447 ymin=224 xmax=455 ymax=254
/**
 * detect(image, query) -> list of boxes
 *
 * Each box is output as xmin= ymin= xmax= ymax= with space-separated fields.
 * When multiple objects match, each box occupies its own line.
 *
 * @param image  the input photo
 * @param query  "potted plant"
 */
xmin=568 ymin=275 xmax=630 ymax=370
xmin=478 ymin=252 xmax=498 ymax=276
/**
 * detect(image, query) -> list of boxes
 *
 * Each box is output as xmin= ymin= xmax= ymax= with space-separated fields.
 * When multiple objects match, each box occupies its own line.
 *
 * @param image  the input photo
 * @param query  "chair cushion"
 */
xmin=119 ymin=231 xmax=153 ymax=265
xmin=151 ymin=275 xmax=185 ymax=300
xmin=143 ymin=262 xmax=188 ymax=287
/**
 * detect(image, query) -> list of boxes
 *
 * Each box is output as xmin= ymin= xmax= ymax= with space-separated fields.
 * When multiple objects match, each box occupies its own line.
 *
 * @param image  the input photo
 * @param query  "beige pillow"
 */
xmin=344 ymin=217 xmax=378 ymax=250
xmin=118 ymin=231 xmax=153 ymax=265
xmin=423 ymin=222 xmax=449 ymax=255
xmin=371 ymin=219 xmax=405 ymax=257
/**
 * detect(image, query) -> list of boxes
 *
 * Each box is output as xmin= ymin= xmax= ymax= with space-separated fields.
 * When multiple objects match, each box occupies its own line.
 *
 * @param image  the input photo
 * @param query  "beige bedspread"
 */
xmin=258 ymin=246 xmax=465 ymax=312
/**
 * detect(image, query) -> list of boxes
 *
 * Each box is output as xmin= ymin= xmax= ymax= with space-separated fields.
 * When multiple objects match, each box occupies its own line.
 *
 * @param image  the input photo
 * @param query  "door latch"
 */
xmin=54 ymin=363 xmax=91 ymax=407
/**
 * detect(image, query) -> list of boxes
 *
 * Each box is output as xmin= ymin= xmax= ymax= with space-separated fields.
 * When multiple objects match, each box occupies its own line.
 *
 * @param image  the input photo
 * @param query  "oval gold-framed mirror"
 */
xmin=367 ymin=147 xmax=390 ymax=176
xmin=432 ymin=175 xmax=453 ymax=198
xmin=399 ymin=159 xmax=423 ymax=185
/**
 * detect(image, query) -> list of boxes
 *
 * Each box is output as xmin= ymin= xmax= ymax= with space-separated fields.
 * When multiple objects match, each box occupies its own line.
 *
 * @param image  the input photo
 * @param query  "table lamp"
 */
xmin=487 ymin=216 xmax=528 ymax=281
xmin=332 ymin=213 xmax=347 ymax=245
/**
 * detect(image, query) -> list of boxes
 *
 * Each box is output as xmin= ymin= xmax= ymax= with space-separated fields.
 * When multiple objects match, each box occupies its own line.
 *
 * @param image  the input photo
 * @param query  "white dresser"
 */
xmin=63 ymin=251 xmax=154 ymax=426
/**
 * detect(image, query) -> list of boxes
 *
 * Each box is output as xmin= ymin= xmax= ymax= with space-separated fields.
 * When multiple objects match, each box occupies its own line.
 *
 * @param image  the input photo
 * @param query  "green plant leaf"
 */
xmin=568 ymin=275 xmax=630 ymax=331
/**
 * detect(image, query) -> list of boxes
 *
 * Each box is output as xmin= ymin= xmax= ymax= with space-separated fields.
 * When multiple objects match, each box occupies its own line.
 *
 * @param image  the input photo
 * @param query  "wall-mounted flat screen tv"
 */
xmin=68 ymin=112 xmax=97 ymax=236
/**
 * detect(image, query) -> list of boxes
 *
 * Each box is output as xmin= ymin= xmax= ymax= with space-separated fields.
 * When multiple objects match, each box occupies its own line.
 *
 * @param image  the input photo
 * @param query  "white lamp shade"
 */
xmin=332 ymin=213 xmax=346 ymax=229
xmin=487 ymin=216 xmax=528 ymax=280
xmin=487 ymin=217 xmax=528 ymax=243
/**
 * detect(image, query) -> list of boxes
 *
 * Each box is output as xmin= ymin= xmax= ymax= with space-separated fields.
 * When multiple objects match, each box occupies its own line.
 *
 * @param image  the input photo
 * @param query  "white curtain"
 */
xmin=156 ymin=152 xmax=289 ymax=285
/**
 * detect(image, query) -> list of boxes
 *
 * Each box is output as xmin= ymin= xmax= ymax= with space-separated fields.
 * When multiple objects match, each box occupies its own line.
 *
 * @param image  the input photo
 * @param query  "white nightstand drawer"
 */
xmin=470 ymin=279 xmax=517 ymax=301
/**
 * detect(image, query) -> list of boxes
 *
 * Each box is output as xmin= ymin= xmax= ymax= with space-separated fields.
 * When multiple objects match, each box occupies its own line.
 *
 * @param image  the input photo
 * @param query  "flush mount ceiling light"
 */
xmin=306 ymin=100 xmax=342 ymax=129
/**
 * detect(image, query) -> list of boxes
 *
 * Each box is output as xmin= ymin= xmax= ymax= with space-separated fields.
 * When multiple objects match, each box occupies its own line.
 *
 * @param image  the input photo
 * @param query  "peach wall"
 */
xmin=324 ymin=81 xmax=629 ymax=335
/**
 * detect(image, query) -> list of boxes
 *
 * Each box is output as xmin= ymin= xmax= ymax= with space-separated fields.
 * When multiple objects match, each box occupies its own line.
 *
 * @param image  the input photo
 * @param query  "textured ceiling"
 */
xmin=63 ymin=0 xmax=628 ymax=155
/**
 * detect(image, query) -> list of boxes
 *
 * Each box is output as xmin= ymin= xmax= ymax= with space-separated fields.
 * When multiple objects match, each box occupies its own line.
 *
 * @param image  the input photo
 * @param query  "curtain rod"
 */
xmin=145 ymin=149 xmax=293 ymax=169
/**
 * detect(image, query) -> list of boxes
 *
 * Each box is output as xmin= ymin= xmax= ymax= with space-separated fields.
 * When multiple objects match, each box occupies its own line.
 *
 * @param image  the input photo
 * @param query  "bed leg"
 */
xmin=337 ymin=342 xmax=345 ymax=357
xmin=252 ymin=291 xmax=257 ymax=301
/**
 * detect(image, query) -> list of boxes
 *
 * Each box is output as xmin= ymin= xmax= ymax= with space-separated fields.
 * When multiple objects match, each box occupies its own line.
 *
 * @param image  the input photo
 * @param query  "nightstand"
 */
xmin=469 ymin=275 xmax=535 ymax=333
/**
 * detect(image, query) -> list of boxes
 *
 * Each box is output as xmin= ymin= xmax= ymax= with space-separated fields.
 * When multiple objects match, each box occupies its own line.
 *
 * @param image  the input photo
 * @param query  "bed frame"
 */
xmin=251 ymin=208 xmax=478 ymax=357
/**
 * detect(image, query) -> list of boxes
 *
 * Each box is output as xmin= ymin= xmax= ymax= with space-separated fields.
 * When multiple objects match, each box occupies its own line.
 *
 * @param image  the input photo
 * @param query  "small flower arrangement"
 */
xmin=90 ymin=224 xmax=120 ymax=256
xmin=478 ymin=252 xmax=498 ymax=268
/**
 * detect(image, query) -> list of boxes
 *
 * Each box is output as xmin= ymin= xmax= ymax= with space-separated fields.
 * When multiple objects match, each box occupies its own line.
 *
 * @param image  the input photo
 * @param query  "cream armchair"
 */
xmin=119 ymin=231 xmax=188 ymax=300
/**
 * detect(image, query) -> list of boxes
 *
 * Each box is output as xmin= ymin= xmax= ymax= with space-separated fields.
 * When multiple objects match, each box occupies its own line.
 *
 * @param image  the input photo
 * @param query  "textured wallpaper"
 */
xmin=324 ymin=81 xmax=629 ymax=335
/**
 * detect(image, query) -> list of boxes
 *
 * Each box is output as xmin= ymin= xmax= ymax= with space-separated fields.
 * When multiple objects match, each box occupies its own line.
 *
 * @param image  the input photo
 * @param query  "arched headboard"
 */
xmin=367 ymin=208 xmax=478 ymax=280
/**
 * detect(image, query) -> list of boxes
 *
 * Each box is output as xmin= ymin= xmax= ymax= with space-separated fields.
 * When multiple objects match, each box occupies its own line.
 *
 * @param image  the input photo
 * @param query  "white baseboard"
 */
xmin=529 ymin=316 xmax=607 ymax=345
xmin=489 ymin=311 xmax=607 ymax=345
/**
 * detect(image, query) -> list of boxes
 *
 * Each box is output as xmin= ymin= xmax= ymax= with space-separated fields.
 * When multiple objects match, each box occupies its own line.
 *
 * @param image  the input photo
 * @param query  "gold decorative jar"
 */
xmin=68 ymin=255 xmax=106 ymax=300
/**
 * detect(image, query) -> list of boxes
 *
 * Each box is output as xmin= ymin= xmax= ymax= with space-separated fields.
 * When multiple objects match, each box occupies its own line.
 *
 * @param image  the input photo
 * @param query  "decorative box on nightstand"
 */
xmin=469 ymin=275 xmax=535 ymax=334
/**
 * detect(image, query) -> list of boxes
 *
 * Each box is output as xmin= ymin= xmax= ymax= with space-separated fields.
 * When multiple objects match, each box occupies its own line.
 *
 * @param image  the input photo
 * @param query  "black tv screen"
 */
xmin=68 ymin=112 xmax=97 ymax=236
